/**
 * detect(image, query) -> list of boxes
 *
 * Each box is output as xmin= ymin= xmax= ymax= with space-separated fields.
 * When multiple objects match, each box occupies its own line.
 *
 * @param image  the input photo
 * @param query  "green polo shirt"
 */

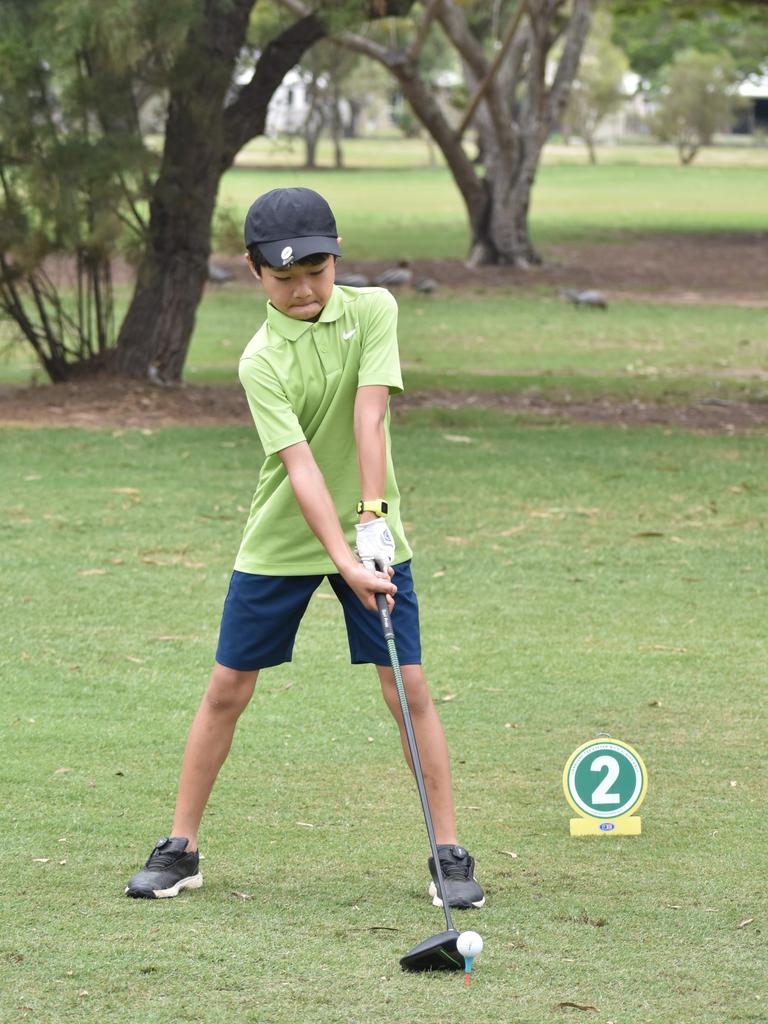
xmin=235 ymin=285 xmax=413 ymax=575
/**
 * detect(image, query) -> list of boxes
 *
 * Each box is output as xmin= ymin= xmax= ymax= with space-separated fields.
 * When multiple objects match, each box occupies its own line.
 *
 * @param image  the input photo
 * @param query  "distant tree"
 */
xmin=283 ymin=0 xmax=595 ymax=267
xmin=295 ymin=42 xmax=360 ymax=168
xmin=562 ymin=8 xmax=630 ymax=163
xmin=650 ymin=49 xmax=740 ymax=164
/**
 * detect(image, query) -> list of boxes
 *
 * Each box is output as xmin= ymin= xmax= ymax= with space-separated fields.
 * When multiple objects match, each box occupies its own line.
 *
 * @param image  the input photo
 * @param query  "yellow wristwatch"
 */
xmin=357 ymin=499 xmax=389 ymax=517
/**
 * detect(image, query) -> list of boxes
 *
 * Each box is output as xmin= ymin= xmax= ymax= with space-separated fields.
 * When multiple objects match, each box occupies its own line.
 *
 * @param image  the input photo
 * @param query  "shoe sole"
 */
xmin=125 ymin=872 xmax=203 ymax=899
xmin=428 ymin=881 xmax=485 ymax=909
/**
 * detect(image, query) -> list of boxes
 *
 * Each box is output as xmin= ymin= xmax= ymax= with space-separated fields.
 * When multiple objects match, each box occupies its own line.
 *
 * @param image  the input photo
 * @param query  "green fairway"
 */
xmin=218 ymin=153 xmax=768 ymax=260
xmin=172 ymin=285 xmax=768 ymax=402
xmin=2 ymin=418 xmax=766 ymax=1024
xmin=5 ymin=285 xmax=766 ymax=406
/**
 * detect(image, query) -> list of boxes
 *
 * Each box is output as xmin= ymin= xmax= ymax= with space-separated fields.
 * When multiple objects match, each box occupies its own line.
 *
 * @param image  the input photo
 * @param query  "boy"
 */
xmin=125 ymin=187 xmax=484 ymax=910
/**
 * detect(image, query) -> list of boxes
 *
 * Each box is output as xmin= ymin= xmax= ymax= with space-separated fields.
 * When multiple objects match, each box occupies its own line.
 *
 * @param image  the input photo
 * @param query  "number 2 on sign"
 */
xmin=591 ymin=755 xmax=621 ymax=805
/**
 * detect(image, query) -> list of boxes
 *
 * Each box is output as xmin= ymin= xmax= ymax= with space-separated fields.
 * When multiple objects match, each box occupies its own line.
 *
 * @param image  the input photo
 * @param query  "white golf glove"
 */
xmin=355 ymin=518 xmax=395 ymax=570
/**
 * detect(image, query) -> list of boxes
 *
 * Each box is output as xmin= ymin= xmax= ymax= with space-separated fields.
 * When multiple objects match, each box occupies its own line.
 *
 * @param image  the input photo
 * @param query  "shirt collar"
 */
xmin=265 ymin=285 xmax=346 ymax=342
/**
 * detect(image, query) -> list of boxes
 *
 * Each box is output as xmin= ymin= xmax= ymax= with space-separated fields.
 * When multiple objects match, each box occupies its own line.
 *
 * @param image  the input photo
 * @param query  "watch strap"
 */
xmin=357 ymin=499 xmax=389 ymax=517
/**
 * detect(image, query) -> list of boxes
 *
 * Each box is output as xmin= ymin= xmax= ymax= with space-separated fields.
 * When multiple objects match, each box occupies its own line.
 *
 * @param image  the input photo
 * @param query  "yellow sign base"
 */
xmin=570 ymin=816 xmax=642 ymax=836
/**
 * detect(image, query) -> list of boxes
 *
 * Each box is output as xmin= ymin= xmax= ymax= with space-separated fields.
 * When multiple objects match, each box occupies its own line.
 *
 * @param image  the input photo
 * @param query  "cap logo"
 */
xmin=280 ymin=246 xmax=293 ymax=265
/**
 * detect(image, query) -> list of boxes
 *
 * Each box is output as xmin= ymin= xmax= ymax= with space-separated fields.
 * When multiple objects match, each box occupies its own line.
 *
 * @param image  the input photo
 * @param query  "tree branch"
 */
xmin=406 ymin=0 xmax=443 ymax=61
xmin=455 ymin=0 xmax=529 ymax=140
xmin=437 ymin=0 xmax=515 ymax=147
xmin=222 ymin=10 xmax=326 ymax=164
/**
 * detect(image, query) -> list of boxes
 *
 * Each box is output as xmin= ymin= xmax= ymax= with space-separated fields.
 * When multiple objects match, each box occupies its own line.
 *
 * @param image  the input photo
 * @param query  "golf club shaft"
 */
xmin=374 ymin=591 xmax=455 ymax=934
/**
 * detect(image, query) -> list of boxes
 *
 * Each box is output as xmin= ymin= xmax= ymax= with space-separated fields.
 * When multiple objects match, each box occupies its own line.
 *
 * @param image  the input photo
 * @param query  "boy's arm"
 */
xmin=278 ymin=440 xmax=395 ymax=612
xmin=354 ymin=385 xmax=389 ymax=524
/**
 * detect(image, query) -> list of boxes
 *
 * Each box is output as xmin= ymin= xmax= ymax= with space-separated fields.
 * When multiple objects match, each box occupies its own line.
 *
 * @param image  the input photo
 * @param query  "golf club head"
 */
xmin=400 ymin=929 xmax=463 ymax=972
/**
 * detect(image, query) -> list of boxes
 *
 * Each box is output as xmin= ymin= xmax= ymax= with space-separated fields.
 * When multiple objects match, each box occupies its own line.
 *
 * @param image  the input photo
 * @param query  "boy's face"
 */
xmin=251 ymin=255 xmax=336 ymax=321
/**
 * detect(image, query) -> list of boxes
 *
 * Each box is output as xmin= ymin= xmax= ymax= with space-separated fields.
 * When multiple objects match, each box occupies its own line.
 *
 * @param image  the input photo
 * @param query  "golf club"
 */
xmin=371 ymin=582 xmax=463 ymax=972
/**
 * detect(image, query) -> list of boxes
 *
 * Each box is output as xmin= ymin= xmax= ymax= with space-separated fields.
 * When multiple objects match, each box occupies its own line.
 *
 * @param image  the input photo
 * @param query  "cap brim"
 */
xmin=258 ymin=236 xmax=341 ymax=268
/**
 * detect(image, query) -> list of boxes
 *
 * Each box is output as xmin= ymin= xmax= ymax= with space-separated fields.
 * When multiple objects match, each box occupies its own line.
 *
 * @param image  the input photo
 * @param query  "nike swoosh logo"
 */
xmin=342 ymin=325 xmax=358 ymax=340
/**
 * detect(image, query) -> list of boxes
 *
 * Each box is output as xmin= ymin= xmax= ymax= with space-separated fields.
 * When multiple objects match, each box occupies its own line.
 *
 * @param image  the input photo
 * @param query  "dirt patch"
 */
xmin=3 ymin=235 xmax=766 ymax=433
xmin=1 ymin=378 xmax=765 ymax=434
xmin=205 ymin=230 xmax=768 ymax=307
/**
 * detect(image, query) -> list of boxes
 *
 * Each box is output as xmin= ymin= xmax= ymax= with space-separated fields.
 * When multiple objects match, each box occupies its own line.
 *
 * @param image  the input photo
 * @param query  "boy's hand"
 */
xmin=355 ymin=519 xmax=395 ymax=568
xmin=342 ymin=561 xmax=396 ymax=613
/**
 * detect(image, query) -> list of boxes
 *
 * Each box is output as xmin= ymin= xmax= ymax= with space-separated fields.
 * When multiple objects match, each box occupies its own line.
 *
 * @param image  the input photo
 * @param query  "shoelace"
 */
xmin=439 ymin=854 xmax=472 ymax=879
xmin=145 ymin=846 xmax=187 ymax=869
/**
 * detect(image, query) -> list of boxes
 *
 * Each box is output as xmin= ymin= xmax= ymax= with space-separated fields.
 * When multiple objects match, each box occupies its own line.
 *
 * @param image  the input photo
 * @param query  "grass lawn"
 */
xmin=2 ymin=416 xmax=766 ymax=1023
xmin=219 ymin=141 xmax=768 ymax=259
xmin=5 ymin=286 xmax=766 ymax=406
xmin=172 ymin=286 xmax=768 ymax=404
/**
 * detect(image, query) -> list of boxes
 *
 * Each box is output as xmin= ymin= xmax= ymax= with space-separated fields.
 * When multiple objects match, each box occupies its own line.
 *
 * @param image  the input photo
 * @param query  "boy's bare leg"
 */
xmin=171 ymin=663 xmax=258 ymax=850
xmin=376 ymin=663 xmax=458 ymax=846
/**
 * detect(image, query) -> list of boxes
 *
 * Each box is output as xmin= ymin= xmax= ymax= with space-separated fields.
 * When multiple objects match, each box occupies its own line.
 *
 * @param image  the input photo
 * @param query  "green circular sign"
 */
xmin=563 ymin=739 xmax=647 ymax=819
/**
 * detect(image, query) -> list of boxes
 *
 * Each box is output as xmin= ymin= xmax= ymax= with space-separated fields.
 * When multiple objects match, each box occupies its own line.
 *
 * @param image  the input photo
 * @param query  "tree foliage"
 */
xmin=0 ymin=0 xmax=161 ymax=378
xmin=1 ymin=0 xmax=414 ymax=382
xmin=562 ymin=8 xmax=629 ymax=163
xmin=612 ymin=0 xmax=768 ymax=83
xmin=650 ymin=49 xmax=740 ymax=164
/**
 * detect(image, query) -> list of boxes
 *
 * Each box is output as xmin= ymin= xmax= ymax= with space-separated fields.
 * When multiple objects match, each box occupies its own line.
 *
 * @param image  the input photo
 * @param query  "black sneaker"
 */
xmin=428 ymin=844 xmax=485 ymax=909
xmin=125 ymin=837 xmax=203 ymax=899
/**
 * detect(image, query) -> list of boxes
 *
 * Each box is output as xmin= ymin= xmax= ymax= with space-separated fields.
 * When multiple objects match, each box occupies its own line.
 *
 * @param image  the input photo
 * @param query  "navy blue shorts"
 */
xmin=215 ymin=561 xmax=421 ymax=671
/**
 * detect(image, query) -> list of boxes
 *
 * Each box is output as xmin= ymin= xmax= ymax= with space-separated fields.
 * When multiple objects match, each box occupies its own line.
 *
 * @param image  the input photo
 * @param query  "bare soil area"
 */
xmin=2 ymin=234 xmax=766 ymax=433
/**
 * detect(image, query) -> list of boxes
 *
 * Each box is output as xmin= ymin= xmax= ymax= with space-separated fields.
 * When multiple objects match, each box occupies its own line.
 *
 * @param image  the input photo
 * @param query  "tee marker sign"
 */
xmin=563 ymin=738 xmax=647 ymax=836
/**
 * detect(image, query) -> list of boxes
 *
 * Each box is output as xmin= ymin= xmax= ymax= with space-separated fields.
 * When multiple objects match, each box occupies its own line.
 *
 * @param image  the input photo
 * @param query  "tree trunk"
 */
xmin=331 ymin=85 xmax=344 ymax=168
xmin=112 ymin=4 xmax=329 ymax=382
xmin=112 ymin=0 xmax=253 ymax=381
xmin=338 ymin=0 xmax=593 ymax=267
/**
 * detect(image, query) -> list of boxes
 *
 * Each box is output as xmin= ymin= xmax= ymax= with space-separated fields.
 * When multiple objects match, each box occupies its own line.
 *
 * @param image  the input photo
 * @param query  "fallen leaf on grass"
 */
xmin=444 ymin=536 xmax=469 ymax=545
xmin=499 ymin=525 xmax=526 ymax=536
xmin=442 ymin=434 xmax=472 ymax=443
xmin=77 ymin=568 xmax=107 ymax=576
xmin=439 ymin=694 xmax=456 ymax=702
xmin=634 ymin=531 xmax=664 ymax=538
xmin=32 ymin=858 xmax=50 ymax=863
xmin=432 ymin=570 xmax=445 ymax=578
xmin=231 ymin=891 xmax=253 ymax=901
xmin=112 ymin=487 xmax=140 ymax=495
xmin=296 ymin=822 xmax=316 ymax=828
xmin=554 ymin=1002 xmax=599 ymax=1013
xmin=501 ymin=850 xmax=519 ymax=859
xmin=737 ymin=918 xmax=754 ymax=929
xmin=126 ymin=656 xmax=144 ymax=664
xmin=54 ymin=767 xmax=72 ymax=775
xmin=156 ymin=635 xmax=196 ymax=641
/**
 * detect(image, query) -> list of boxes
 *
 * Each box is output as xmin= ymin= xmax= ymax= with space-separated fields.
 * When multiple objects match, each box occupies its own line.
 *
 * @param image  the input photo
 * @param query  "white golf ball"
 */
xmin=457 ymin=930 xmax=484 ymax=958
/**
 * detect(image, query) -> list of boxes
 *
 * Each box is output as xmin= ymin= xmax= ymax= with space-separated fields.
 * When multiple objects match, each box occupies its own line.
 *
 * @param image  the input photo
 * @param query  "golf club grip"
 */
xmin=374 ymin=590 xmax=455 ymax=932
xmin=375 ymin=591 xmax=394 ymax=637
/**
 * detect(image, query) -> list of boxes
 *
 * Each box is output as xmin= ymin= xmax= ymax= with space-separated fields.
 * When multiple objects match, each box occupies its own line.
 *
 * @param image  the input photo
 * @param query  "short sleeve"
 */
xmin=357 ymin=289 xmax=404 ymax=394
xmin=238 ymin=355 xmax=306 ymax=455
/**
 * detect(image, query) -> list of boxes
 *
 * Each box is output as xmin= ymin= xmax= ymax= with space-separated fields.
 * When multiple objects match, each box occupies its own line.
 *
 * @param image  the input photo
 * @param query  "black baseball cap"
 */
xmin=244 ymin=187 xmax=341 ymax=268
